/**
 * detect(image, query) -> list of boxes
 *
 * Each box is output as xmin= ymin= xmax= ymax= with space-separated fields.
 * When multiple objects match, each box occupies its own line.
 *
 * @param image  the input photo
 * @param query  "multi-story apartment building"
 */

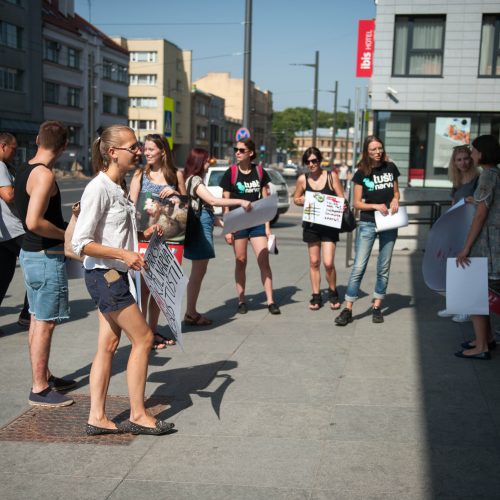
xmin=114 ymin=38 xmax=192 ymax=165
xmin=191 ymin=88 xmax=226 ymax=159
xmin=193 ymin=72 xmax=273 ymax=162
xmin=42 ymin=0 xmax=128 ymax=173
xmin=371 ymin=0 xmax=500 ymax=187
xmin=0 ymin=0 xmax=44 ymax=162
xmin=293 ymin=128 xmax=354 ymax=166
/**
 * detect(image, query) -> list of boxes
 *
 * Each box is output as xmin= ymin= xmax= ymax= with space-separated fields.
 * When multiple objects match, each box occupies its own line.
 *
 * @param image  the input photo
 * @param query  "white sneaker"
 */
xmin=452 ymin=314 xmax=470 ymax=323
xmin=437 ymin=309 xmax=453 ymax=318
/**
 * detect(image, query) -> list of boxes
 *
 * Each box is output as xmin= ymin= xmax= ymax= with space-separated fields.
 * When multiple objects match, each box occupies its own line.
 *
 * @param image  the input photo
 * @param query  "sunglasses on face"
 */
xmin=114 ymin=142 xmax=143 ymax=153
xmin=306 ymin=159 xmax=319 ymax=165
xmin=234 ymin=147 xmax=250 ymax=154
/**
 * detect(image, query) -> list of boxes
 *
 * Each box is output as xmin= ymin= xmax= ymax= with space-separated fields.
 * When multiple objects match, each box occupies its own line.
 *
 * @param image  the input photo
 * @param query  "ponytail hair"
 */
xmin=91 ymin=124 xmax=135 ymax=174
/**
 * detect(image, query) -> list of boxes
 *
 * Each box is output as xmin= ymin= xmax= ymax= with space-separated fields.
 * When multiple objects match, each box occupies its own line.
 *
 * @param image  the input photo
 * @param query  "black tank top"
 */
xmin=14 ymin=163 xmax=66 ymax=251
xmin=305 ymin=172 xmax=337 ymax=196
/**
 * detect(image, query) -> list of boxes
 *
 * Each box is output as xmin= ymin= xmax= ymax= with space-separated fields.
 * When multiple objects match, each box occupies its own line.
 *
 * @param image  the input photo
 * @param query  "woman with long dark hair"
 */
xmin=455 ymin=134 xmax=500 ymax=360
xmin=183 ymin=148 xmax=251 ymax=325
xmin=129 ymin=134 xmax=186 ymax=349
xmin=293 ymin=147 xmax=344 ymax=310
xmin=335 ymin=135 xmax=400 ymax=326
xmin=72 ymin=125 xmax=174 ymax=435
xmin=219 ymin=138 xmax=280 ymax=315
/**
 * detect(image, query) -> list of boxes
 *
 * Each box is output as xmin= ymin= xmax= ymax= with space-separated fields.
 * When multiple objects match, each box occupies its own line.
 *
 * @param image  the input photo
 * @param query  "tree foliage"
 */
xmin=272 ymin=107 xmax=353 ymax=152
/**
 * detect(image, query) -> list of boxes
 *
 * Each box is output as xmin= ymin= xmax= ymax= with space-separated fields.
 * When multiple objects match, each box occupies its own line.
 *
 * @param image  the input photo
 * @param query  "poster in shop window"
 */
xmin=433 ymin=117 xmax=471 ymax=169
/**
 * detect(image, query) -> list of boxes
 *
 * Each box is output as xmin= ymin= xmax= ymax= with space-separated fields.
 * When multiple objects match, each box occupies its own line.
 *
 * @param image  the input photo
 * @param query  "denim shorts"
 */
xmin=184 ymin=208 xmax=216 ymax=260
xmin=19 ymin=248 xmax=69 ymax=322
xmin=84 ymin=268 xmax=136 ymax=314
xmin=234 ymin=223 xmax=266 ymax=240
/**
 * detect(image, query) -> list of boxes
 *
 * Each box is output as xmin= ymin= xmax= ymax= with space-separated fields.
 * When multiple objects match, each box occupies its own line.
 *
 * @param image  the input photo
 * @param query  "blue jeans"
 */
xmin=345 ymin=221 xmax=397 ymax=303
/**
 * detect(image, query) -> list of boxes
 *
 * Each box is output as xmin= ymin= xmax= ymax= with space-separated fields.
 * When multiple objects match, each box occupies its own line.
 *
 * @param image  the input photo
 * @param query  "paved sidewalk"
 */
xmin=1 ymin=215 xmax=499 ymax=499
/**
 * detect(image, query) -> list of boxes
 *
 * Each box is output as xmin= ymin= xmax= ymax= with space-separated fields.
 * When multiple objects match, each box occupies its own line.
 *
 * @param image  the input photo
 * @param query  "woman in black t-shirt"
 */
xmin=335 ymin=135 xmax=400 ymax=326
xmin=219 ymin=138 xmax=280 ymax=315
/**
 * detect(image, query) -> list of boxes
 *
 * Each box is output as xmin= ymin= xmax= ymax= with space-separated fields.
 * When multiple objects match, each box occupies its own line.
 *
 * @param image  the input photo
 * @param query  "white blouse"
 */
xmin=72 ymin=172 xmax=138 ymax=272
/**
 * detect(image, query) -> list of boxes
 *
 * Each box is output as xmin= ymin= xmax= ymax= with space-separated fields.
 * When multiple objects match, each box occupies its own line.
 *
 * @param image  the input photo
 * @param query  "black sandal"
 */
xmin=327 ymin=288 xmax=341 ymax=310
xmin=309 ymin=293 xmax=323 ymax=310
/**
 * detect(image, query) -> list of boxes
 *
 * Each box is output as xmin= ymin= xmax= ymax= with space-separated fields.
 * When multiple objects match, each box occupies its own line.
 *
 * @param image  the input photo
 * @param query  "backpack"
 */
xmin=230 ymin=163 xmax=264 ymax=186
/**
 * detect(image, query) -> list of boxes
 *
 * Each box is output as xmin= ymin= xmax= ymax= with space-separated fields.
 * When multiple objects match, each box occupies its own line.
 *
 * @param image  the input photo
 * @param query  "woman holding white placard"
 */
xmin=335 ymin=136 xmax=400 ymax=326
xmin=455 ymin=135 xmax=500 ymax=360
xmin=294 ymin=147 xmax=344 ymax=310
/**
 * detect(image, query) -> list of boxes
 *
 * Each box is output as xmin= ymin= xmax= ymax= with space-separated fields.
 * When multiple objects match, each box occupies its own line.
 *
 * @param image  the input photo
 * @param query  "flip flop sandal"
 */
xmin=327 ymin=288 xmax=341 ymax=310
xmin=309 ymin=293 xmax=323 ymax=311
xmin=184 ymin=313 xmax=213 ymax=326
xmin=155 ymin=333 xmax=176 ymax=346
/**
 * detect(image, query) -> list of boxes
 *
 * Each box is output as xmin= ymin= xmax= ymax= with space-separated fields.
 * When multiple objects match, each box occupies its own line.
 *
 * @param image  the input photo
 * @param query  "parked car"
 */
xmin=204 ymin=166 xmax=290 ymax=225
xmin=282 ymin=163 xmax=300 ymax=177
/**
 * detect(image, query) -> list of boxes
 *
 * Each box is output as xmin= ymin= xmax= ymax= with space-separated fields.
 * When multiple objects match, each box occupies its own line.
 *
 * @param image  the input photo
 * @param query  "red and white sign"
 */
xmin=138 ymin=241 xmax=184 ymax=265
xmin=356 ymin=19 xmax=375 ymax=77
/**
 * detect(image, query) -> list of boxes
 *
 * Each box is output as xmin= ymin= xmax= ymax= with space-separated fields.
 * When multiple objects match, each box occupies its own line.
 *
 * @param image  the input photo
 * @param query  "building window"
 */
xmin=196 ymin=126 xmax=208 ymax=140
xmin=176 ymin=121 xmax=181 ymax=137
xmin=68 ymin=126 xmax=81 ymax=146
xmin=129 ymin=74 xmax=157 ymax=85
xmin=129 ymin=97 xmax=157 ymax=108
xmin=0 ymin=21 xmax=22 ymax=49
xmin=117 ymin=65 xmax=128 ymax=83
xmin=44 ymin=81 xmax=59 ymax=103
xmin=393 ymin=16 xmax=445 ymax=77
xmin=479 ymin=15 xmax=500 ymax=77
xmin=67 ymin=47 xmax=80 ymax=69
xmin=176 ymin=80 xmax=182 ymax=91
xmin=0 ymin=66 xmax=22 ymax=91
xmin=130 ymin=51 xmax=157 ymax=62
xmin=102 ymin=60 xmax=113 ymax=79
xmin=176 ymin=100 xmax=181 ymax=113
xmin=103 ymin=95 xmax=113 ymax=113
xmin=67 ymin=87 xmax=81 ymax=107
xmin=117 ymin=98 xmax=127 ymax=116
xmin=129 ymin=119 xmax=157 ymax=130
xmin=45 ymin=39 xmax=60 ymax=63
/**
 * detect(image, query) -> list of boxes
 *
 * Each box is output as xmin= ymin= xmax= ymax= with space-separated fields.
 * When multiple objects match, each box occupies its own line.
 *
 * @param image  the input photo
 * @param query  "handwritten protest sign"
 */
xmin=142 ymin=232 xmax=188 ymax=348
xmin=302 ymin=192 xmax=344 ymax=229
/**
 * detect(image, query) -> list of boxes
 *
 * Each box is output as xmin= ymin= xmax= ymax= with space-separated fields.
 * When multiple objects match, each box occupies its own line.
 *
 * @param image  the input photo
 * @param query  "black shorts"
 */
xmin=302 ymin=222 xmax=339 ymax=244
xmin=85 ymin=268 xmax=136 ymax=313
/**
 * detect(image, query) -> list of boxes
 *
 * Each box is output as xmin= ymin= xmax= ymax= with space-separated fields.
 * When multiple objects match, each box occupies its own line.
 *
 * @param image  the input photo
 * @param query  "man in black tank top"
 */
xmin=13 ymin=121 xmax=75 ymax=408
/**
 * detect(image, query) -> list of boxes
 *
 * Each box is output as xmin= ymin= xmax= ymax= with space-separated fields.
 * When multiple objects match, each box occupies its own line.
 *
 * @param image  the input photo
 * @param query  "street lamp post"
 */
xmin=242 ymin=0 xmax=252 ymax=130
xmin=342 ymin=99 xmax=351 ymax=166
xmin=291 ymin=50 xmax=319 ymax=147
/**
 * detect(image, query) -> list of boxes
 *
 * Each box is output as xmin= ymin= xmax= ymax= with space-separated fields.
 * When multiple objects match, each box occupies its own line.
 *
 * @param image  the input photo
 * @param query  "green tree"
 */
xmin=272 ymin=107 xmax=353 ymax=153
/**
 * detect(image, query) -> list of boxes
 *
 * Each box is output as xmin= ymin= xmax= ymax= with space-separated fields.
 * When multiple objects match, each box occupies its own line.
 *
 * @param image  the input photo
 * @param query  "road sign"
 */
xmin=235 ymin=127 xmax=251 ymax=141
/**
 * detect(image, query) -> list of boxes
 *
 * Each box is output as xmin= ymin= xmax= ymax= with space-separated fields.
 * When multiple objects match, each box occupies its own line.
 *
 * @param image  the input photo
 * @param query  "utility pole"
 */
xmin=242 ymin=0 xmax=252 ymax=130
xmin=330 ymin=80 xmax=338 ymax=166
xmin=312 ymin=50 xmax=319 ymax=147
xmin=290 ymin=50 xmax=320 ymax=147
xmin=344 ymin=98 xmax=351 ymax=166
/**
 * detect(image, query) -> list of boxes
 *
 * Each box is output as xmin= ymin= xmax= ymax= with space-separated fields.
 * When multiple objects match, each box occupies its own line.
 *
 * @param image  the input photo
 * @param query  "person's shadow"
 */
xmin=182 ymin=285 xmax=301 ymax=331
xmin=107 ymin=359 xmax=238 ymax=423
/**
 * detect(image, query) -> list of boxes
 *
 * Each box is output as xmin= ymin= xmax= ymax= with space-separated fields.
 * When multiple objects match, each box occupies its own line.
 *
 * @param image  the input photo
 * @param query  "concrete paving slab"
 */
xmin=0 ymin=473 xmax=121 ymax=500
xmin=109 ymin=481 xmax=310 ymax=500
xmin=127 ymin=434 xmax=323 ymax=489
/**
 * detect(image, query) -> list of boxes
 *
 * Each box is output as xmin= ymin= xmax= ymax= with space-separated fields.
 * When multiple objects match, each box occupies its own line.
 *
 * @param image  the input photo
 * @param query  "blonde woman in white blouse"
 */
xmin=72 ymin=125 xmax=174 ymax=436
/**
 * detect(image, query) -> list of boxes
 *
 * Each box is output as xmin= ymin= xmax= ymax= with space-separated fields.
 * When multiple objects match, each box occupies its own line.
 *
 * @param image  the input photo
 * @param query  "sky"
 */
xmin=74 ymin=0 xmax=376 ymax=113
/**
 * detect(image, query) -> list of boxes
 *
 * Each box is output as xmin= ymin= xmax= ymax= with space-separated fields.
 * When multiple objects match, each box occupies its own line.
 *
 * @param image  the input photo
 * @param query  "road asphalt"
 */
xmin=1 ymin=188 xmax=499 ymax=499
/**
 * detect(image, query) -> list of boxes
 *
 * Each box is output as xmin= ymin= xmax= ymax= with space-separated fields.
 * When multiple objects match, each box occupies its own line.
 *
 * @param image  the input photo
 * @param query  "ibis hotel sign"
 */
xmin=356 ymin=20 xmax=375 ymax=77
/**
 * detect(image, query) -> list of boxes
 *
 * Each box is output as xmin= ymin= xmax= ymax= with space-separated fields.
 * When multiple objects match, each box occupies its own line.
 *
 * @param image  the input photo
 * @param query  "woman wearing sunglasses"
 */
xmin=219 ymin=138 xmax=280 ymax=315
xmin=72 ymin=125 xmax=173 ymax=435
xmin=293 ymin=147 xmax=344 ymax=310
xmin=335 ymin=135 xmax=400 ymax=326
xmin=129 ymin=134 xmax=186 ymax=349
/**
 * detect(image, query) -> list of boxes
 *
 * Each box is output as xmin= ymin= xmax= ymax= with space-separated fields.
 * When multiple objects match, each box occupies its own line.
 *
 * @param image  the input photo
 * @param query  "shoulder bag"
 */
xmin=328 ymin=171 xmax=356 ymax=233
xmin=184 ymin=176 xmax=203 ymax=246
